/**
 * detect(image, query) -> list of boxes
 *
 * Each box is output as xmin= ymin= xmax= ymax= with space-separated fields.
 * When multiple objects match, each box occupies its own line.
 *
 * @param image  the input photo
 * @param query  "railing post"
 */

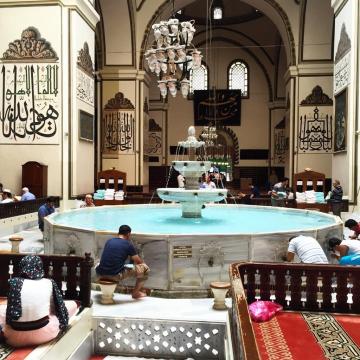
xmin=80 ymin=252 xmax=94 ymax=307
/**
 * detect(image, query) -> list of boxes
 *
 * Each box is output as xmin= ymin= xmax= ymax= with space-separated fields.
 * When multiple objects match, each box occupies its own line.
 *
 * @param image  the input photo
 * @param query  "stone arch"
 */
xmin=217 ymin=126 xmax=240 ymax=165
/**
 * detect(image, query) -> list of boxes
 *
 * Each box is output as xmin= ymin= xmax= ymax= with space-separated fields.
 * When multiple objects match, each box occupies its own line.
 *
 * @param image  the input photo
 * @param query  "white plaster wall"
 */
xmin=99 ymin=0 xmax=133 ymax=65
xmin=302 ymin=0 xmax=333 ymax=61
xmin=70 ymin=11 xmax=95 ymax=196
xmin=0 ymin=5 xmax=62 ymax=196
xmin=332 ymin=0 xmax=357 ymax=199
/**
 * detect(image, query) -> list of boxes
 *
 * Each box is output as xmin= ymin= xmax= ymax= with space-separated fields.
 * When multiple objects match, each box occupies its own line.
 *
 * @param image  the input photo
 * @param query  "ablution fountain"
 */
xmin=157 ymin=126 xmax=227 ymax=218
xmin=45 ymin=127 xmax=342 ymax=293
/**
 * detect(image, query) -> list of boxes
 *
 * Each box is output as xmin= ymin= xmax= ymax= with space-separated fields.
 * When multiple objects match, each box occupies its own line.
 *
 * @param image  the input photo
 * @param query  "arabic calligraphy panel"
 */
xmin=334 ymin=90 xmax=346 ymax=152
xmin=76 ymin=68 xmax=94 ymax=106
xmin=298 ymin=107 xmax=332 ymax=153
xmin=0 ymin=63 xmax=60 ymax=144
xmin=193 ymin=90 xmax=241 ymax=126
xmin=103 ymin=110 xmax=135 ymax=154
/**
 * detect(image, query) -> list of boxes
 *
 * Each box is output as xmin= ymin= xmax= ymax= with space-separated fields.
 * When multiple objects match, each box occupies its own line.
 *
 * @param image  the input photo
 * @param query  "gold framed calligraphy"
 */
xmin=0 ymin=28 xmax=60 ymax=144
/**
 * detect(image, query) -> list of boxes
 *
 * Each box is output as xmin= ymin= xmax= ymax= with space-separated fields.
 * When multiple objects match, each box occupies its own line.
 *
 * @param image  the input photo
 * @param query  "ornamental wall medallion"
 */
xmin=335 ymin=23 xmax=351 ymax=63
xmin=334 ymin=22 xmax=352 ymax=94
xmin=298 ymin=107 xmax=332 ymax=152
xmin=300 ymin=86 xmax=333 ymax=106
xmin=76 ymin=42 xmax=94 ymax=106
xmin=1 ymin=27 xmax=58 ymax=61
xmin=77 ymin=42 xmax=94 ymax=76
xmin=104 ymin=92 xmax=134 ymax=110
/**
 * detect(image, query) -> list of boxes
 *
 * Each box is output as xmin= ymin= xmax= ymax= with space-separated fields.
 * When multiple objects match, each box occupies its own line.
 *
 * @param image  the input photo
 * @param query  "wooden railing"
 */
xmin=0 ymin=253 xmax=94 ymax=307
xmin=229 ymin=262 xmax=360 ymax=360
xmin=0 ymin=197 xmax=60 ymax=219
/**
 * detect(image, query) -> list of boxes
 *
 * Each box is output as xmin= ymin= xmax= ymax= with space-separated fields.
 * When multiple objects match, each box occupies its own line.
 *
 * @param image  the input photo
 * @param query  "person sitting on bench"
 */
xmin=0 ymin=255 xmax=77 ymax=347
xmin=96 ymin=225 xmax=150 ymax=299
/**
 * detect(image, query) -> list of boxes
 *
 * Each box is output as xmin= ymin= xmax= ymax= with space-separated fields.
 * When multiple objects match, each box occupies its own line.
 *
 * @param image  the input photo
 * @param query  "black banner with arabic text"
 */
xmin=193 ymin=89 xmax=241 ymax=126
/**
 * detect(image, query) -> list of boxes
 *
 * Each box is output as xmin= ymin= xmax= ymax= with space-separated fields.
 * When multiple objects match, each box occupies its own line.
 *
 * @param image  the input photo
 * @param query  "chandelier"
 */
xmin=145 ymin=16 xmax=202 ymax=99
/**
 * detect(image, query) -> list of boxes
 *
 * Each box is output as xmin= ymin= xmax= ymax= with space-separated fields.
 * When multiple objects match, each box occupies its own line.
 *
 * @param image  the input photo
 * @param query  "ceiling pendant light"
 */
xmin=144 ymin=1 xmax=202 ymax=99
xmin=212 ymin=0 xmax=223 ymax=20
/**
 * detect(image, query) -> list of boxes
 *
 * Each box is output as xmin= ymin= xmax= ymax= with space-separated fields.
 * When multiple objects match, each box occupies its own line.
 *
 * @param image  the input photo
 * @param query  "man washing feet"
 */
xmin=96 ymin=225 xmax=150 ymax=299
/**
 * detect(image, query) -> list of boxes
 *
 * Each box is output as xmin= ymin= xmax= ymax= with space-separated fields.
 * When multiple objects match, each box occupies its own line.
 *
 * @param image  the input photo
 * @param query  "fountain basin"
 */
xmin=172 ymin=160 xmax=211 ymax=175
xmin=157 ymin=188 xmax=228 ymax=217
xmin=44 ymin=204 xmax=342 ymax=292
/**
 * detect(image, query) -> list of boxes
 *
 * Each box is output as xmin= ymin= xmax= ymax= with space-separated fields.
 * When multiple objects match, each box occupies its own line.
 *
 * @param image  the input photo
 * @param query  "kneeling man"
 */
xmin=96 ymin=225 xmax=150 ymax=299
xmin=285 ymin=235 xmax=328 ymax=264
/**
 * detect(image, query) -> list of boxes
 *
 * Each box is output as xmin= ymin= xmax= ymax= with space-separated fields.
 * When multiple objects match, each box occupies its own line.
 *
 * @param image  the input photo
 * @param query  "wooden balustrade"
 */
xmin=230 ymin=262 xmax=360 ymax=360
xmin=0 ymin=252 xmax=94 ymax=307
xmin=0 ymin=197 xmax=60 ymax=219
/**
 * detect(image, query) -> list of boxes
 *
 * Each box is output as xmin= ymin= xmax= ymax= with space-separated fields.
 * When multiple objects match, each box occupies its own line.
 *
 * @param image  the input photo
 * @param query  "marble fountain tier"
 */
xmin=44 ymin=204 xmax=342 ymax=293
xmin=157 ymin=126 xmax=227 ymax=218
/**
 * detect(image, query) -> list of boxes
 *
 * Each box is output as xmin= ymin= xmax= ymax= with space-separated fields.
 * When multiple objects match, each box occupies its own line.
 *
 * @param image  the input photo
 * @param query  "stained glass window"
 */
xmin=189 ymin=64 xmax=208 ymax=93
xmin=228 ymin=60 xmax=248 ymax=97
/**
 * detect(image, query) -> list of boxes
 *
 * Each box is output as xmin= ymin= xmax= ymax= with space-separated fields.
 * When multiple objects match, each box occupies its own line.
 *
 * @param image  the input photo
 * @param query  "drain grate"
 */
xmin=94 ymin=317 xmax=226 ymax=359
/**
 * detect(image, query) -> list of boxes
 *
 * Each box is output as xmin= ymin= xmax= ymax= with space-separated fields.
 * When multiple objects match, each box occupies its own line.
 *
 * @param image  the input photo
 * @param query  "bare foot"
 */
xmin=132 ymin=291 xmax=147 ymax=299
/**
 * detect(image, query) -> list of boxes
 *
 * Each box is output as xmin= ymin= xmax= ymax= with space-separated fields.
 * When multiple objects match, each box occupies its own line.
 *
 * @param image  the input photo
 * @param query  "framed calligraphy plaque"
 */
xmin=334 ymin=90 xmax=347 ymax=152
xmin=79 ymin=110 xmax=94 ymax=142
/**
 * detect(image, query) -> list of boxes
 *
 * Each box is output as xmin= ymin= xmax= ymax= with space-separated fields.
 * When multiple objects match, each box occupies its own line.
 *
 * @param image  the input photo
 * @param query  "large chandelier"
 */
xmin=145 ymin=17 xmax=202 ymax=99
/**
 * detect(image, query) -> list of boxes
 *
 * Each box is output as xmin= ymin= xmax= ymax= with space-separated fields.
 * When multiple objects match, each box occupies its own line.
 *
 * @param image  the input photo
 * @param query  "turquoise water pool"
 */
xmin=51 ymin=205 xmax=336 ymax=235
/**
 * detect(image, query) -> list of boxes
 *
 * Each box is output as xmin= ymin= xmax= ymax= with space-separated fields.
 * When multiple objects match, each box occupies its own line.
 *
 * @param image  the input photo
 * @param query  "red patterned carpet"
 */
xmin=252 ymin=312 xmax=360 ymax=360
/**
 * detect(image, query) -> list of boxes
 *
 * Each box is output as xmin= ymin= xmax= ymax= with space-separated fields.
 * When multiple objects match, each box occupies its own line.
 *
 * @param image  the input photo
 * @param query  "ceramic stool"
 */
xmin=98 ymin=279 xmax=117 ymax=304
xmin=210 ymin=281 xmax=231 ymax=310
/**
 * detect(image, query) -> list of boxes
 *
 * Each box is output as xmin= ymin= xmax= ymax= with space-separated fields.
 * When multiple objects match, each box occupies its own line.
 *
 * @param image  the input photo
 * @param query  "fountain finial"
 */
xmin=178 ymin=126 xmax=205 ymax=148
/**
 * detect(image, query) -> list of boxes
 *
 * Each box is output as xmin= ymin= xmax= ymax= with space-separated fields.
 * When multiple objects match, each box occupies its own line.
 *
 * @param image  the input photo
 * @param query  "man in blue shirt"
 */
xmin=38 ymin=197 xmax=55 ymax=232
xmin=96 ymin=225 xmax=150 ymax=299
xmin=21 ymin=187 xmax=36 ymax=201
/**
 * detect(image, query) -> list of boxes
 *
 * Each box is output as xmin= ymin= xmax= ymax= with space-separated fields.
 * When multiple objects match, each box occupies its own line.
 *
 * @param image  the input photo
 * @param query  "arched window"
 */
xmin=228 ymin=60 xmax=249 ymax=97
xmin=189 ymin=64 xmax=208 ymax=93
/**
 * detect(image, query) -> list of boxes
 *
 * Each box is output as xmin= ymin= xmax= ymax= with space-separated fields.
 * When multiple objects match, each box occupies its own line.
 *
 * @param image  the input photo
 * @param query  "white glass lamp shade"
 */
xmin=180 ymin=79 xmax=190 ymax=98
xmin=167 ymin=79 xmax=177 ymax=97
xmin=192 ymin=50 xmax=202 ymax=69
xmin=158 ymin=81 xmax=168 ymax=98
xmin=213 ymin=7 xmax=223 ymax=20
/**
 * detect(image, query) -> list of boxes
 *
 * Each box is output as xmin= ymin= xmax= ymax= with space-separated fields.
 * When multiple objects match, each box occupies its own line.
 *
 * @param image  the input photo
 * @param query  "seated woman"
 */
xmin=0 ymin=255 xmax=78 ymax=347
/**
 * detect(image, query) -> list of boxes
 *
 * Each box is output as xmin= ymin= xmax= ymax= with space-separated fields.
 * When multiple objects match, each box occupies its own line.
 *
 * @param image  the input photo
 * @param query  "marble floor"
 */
xmin=91 ymin=290 xmax=231 ymax=322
